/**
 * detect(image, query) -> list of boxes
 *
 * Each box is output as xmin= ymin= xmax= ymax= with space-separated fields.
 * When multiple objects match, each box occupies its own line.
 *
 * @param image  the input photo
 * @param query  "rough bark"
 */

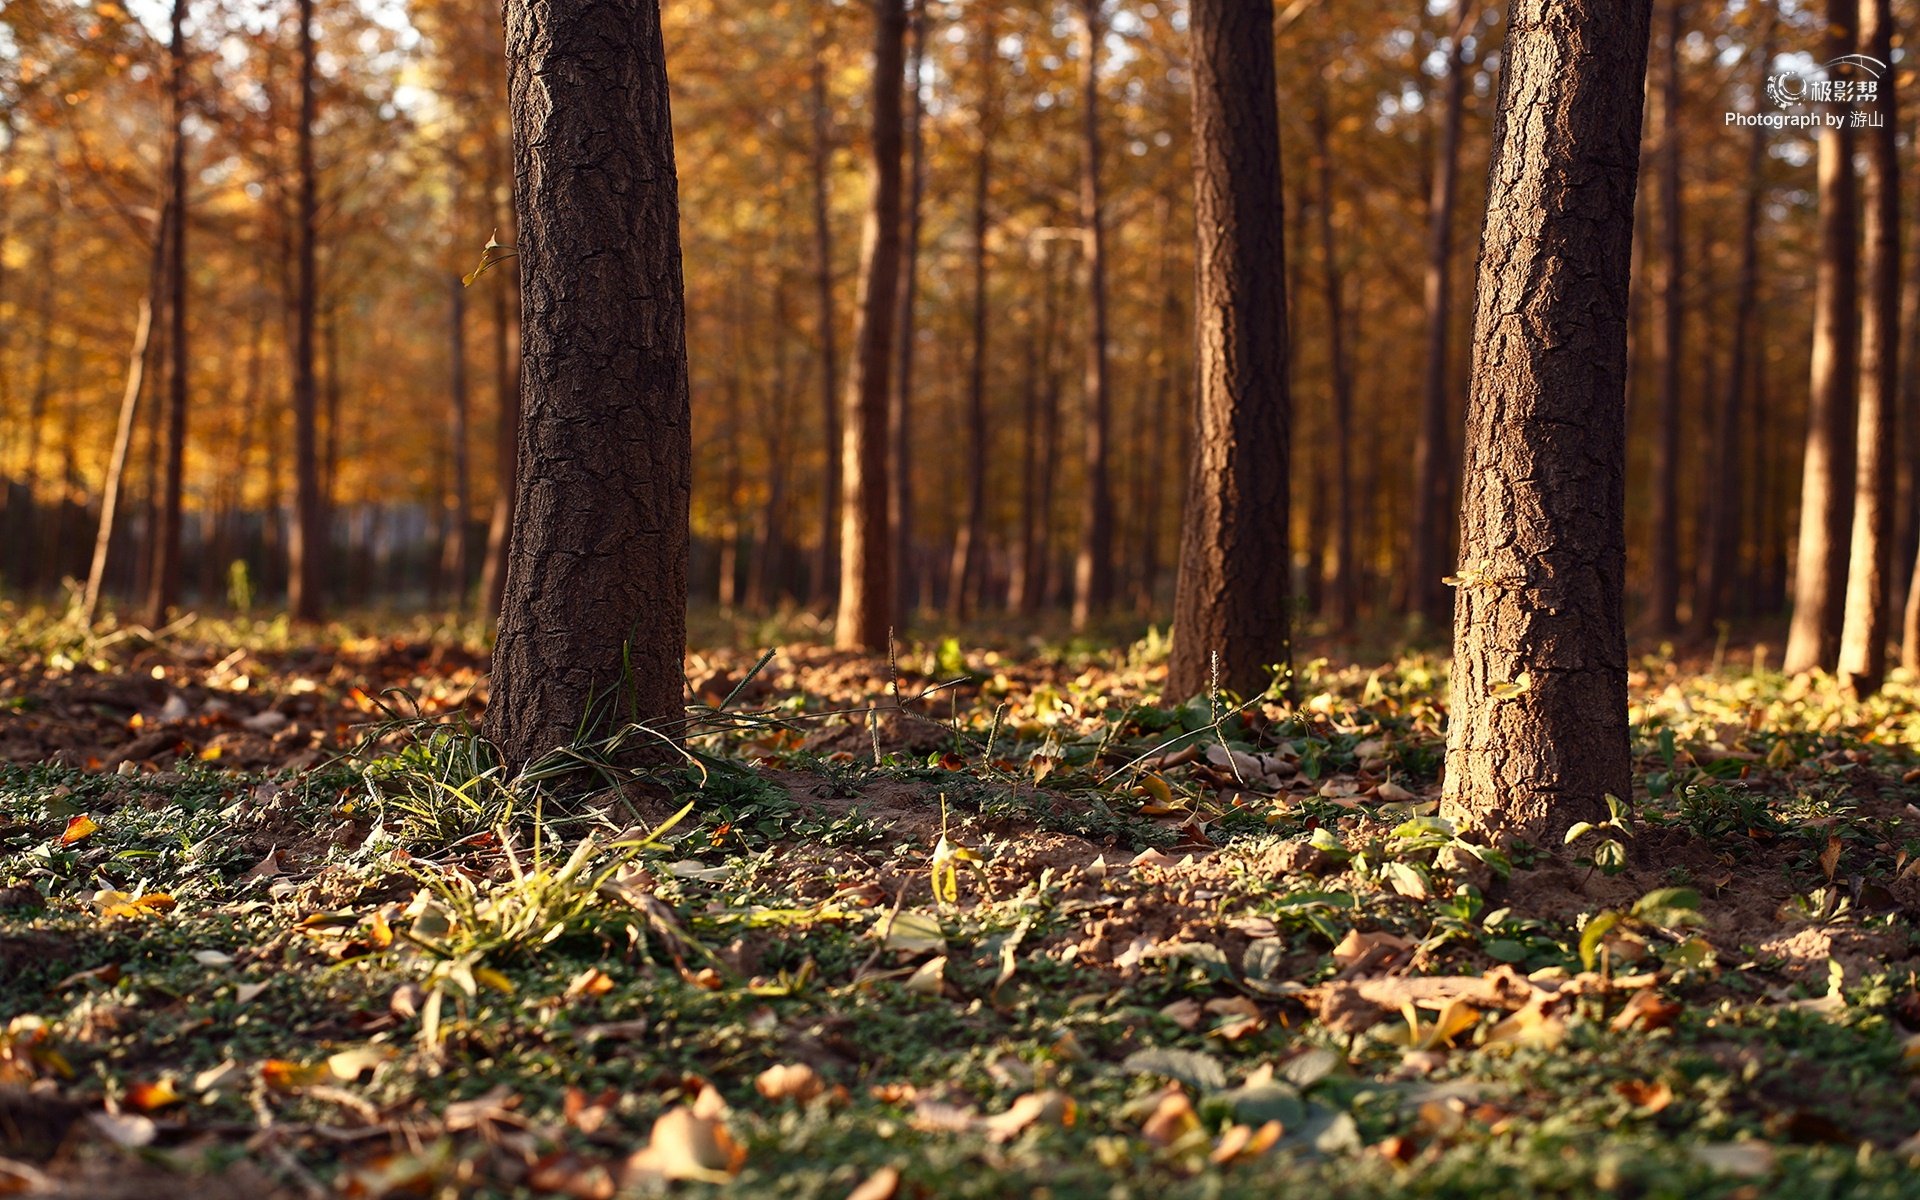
xmin=832 ymin=0 xmax=906 ymax=652
xmin=485 ymin=0 xmax=692 ymax=773
xmin=288 ymin=0 xmax=324 ymax=622
xmin=1645 ymin=0 xmax=1684 ymax=634
xmin=1408 ymin=0 xmax=1473 ymax=627
xmin=1837 ymin=0 xmax=1899 ymax=694
xmin=1167 ymin=0 xmax=1291 ymax=700
xmin=1783 ymin=0 xmax=1859 ymax=674
xmin=1070 ymin=0 xmax=1114 ymax=631
xmin=1443 ymin=0 xmax=1652 ymax=843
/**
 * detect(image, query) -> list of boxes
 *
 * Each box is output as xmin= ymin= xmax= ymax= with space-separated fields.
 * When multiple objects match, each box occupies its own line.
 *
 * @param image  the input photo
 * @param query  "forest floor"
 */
xmin=4 ymin=609 xmax=1920 ymax=1198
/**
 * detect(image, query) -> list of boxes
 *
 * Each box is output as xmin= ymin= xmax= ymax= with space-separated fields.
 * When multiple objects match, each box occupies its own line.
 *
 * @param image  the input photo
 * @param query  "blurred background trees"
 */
xmin=0 ymin=0 xmax=1912 ymax=686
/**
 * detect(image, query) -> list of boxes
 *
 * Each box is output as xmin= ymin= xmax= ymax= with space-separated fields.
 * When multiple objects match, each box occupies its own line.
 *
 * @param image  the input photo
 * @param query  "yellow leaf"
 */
xmin=473 ymin=967 xmax=516 ymax=995
xmin=261 ymin=1059 xmax=331 ymax=1091
xmin=60 ymin=814 xmax=99 ymax=845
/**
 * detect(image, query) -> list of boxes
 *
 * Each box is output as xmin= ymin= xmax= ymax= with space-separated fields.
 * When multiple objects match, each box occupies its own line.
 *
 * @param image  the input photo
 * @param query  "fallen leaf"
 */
xmin=1160 ymin=998 xmax=1203 ymax=1031
xmin=125 ymin=1078 xmax=183 ymax=1112
xmin=847 ymin=1165 xmax=902 ymax=1200
xmin=1609 ymin=989 xmax=1681 ymax=1033
xmin=1140 ymin=1089 xmax=1201 ymax=1146
xmin=60 ymin=814 xmax=99 ymax=845
xmin=755 ymin=1063 xmax=825 ymax=1103
xmin=1614 ymin=1079 xmax=1674 ymax=1113
xmin=981 ymin=1091 xmax=1075 ymax=1143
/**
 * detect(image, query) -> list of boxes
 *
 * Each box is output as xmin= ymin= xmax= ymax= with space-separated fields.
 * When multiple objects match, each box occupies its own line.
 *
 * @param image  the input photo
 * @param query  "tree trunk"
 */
xmin=1168 ymin=0 xmax=1291 ymax=700
xmin=1837 ymin=0 xmax=1899 ymax=694
xmin=947 ymin=13 xmax=995 ymax=621
xmin=1783 ymin=0 xmax=1859 ymax=675
xmin=1070 ymin=0 xmax=1114 ymax=631
xmin=809 ymin=17 xmax=842 ymax=613
xmin=440 ymin=272 xmax=472 ymax=610
xmin=487 ymin=0 xmax=691 ymax=773
xmin=891 ymin=0 xmax=926 ymax=617
xmin=1310 ymin=88 xmax=1355 ymax=632
xmin=832 ymin=0 xmax=905 ymax=652
xmin=147 ymin=0 xmax=190 ymax=625
xmin=1692 ymin=5 xmax=1773 ymax=637
xmin=289 ymin=0 xmax=324 ymax=622
xmin=1645 ymin=0 xmax=1684 ymax=634
xmin=1408 ymin=0 xmax=1473 ymax=627
xmin=1444 ymin=0 xmax=1652 ymax=843
xmin=14 ymin=177 xmax=59 ymax=594
xmin=84 ymin=202 xmax=171 ymax=626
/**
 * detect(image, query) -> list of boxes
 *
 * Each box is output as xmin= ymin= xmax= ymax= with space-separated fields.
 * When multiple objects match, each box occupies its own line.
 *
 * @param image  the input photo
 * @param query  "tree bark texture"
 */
xmin=1443 ymin=0 xmax=1652 ymax=843
xmin=1167 ymin=0 xmax=1291 ymax=700
xmin=486 ymin=0 xmax=692 ymax=773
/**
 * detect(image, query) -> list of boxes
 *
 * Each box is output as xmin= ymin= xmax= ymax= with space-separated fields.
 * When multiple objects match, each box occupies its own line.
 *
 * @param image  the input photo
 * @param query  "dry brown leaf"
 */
xmin=1609 ymin=989 xmax=1682 ymax=1032
xmin=755 ymin=1062 xmax=826 ymax=1103
xmin=1140 ymin=1090 xmax=1200 ymax=1146
xmin=1614 ymin=1079 xmax=1674 ymax=1113
xmin=621 ymin=1107 xmax=745 ymax=1186
xmin=1159 ymin=999 xmax=1203 ymax=1031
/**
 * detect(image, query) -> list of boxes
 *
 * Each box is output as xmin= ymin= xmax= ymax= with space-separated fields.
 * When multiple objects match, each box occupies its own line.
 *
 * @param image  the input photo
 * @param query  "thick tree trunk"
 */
xmin=1408 ymin=0 xmax=1472 ymax=627
xmin=891 ymin=0 xmax=925 ymax=617
xmin=1310 ymin=89 xmax=1354 ymax=633
xmin=1444 ymin=0 xmax=1652 ymax=843
xmin=1691 ymin=3 xmax=1772 ymax=637
xmin=1070 ymin=0 xmax=1114 ymax=631
xmin=1646 ymin=0 xmax=1684 ymax=634
xmin=1837 ymin=0 xmax=1900 ymax=694
xmin=832 ymin=0 xmax=905 ymax=652
xmin=84 ymin=202 xmax=171 ymax=626
xmin=145 ymin=0 xmax=190 ymax=625
xmin=289 ymin=0 xmax=324 ymax=622
xmin=947 ymin=14 xmax=995 ymax=621
xmin=487 ymin=0 xmax=691 ymax=773
xmin=809 ymin=20 xmax=842 ymax=613
xmin=440 ymin=273 xmax=472 ymax=610
xmin=1783 ymin=0 xmax=1859 ymax=675
xmin=1168 ymin=0 xmax=1290 ymax=699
